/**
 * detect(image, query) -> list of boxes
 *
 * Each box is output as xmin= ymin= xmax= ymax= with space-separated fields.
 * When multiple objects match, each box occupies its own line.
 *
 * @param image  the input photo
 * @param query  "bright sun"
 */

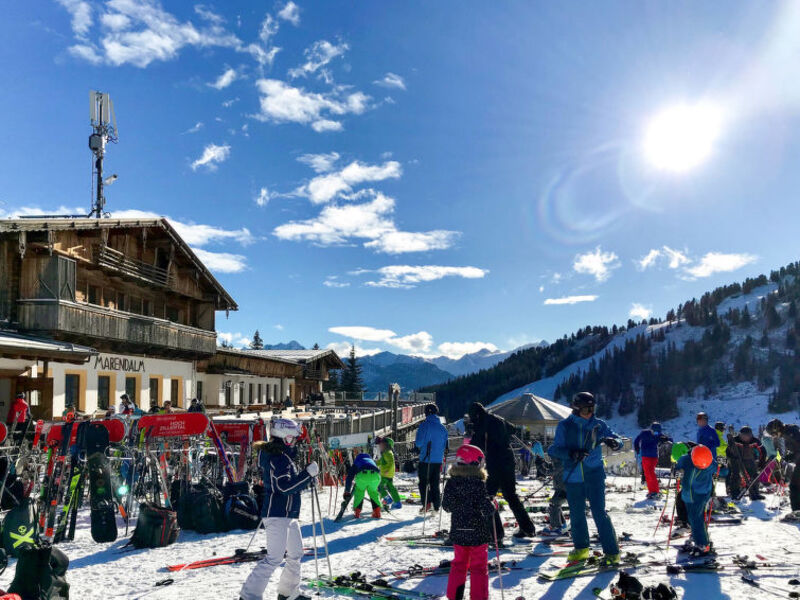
xmin=643 ymin=103 xmax=722 ymax=172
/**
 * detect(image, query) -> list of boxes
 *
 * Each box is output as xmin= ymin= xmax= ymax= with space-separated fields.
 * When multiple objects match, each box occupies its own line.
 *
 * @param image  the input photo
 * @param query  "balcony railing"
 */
xmin=302 ymin=368 xmax=324 ymax=380
xmin=94 ymin=245 xmax=173 ymax=287
xmin=17 ymin=299 xmax=215 ymax=356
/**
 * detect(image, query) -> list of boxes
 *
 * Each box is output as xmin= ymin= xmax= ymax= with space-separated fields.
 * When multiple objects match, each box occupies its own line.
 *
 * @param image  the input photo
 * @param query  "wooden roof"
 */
xmin=0 ymin=217 xmax=237 ymax=311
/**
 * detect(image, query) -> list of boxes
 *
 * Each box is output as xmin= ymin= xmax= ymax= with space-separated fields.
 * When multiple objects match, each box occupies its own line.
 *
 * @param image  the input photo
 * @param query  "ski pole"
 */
xmin=665 ymin=488 xmax=678 ymax=551
xmin=421 ymin=441 xmax=432 ymax=535
xmin=734 ymin=458 xmax=774 ymax=501
xmin=243 ymin=518 xmax=264 ymax=554
xmin=653 ymin=468 xmax=674 ymax=537
xmin=312 ymin=482 xmax=333 ymax=578
xmin=438 ymin=453 xmax=448 ymax=531
xmin=310 ymin=482 xmax=320 ymax=581
xmin=491 ymin=504 xmax=506 ymax=600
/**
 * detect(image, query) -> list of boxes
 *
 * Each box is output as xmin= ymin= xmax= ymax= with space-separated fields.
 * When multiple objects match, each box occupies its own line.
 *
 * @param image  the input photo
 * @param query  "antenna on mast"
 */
xmin=88 ymin=91 xmax=119 ymax=218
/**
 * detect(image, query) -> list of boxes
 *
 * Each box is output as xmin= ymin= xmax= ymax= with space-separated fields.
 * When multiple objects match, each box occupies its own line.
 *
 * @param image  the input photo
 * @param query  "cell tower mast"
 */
xmin=88 ymin=91 xmax=118 ymax=218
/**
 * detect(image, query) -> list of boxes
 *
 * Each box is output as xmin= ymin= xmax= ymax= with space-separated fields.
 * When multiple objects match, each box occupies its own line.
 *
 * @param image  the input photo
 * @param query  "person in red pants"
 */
xmin=634 ymin=422 xmax=672 ymax=499
xmin=442 ymin=444 xmax=496 ymax=600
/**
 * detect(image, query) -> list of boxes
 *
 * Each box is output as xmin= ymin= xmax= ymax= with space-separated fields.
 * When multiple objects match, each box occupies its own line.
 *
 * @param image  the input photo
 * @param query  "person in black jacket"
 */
xmin=766 ymin=419 xmax=800 ymax=510
xmin=467 ymin=402 xmax=535 ymax=539
xmin=726 ymin=426 xmax=766 ymax=500
xmin=442 ymin=444 xmax=495 ymax=600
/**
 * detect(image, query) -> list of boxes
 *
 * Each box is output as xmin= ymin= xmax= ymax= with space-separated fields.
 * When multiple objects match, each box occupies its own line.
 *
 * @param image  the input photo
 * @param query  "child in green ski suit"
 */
xmin=344 ymin=453 xmax=383 ymax=518
xmin=377 ymin=437 xmax=402 ymax=509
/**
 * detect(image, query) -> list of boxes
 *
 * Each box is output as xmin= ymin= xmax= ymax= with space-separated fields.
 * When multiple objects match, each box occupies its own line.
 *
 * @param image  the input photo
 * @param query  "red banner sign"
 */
xmin=213 ymin=421 xmax=252 ymax=444
xmin=137 ymin=413 xmax=209 ymax=438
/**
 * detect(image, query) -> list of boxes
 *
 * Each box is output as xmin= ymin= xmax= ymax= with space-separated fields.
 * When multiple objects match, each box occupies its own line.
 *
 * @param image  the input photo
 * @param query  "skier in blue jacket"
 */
xmin=240 ymin=418 xmax=318 ymax=600
xmin=634 ymin=422 xmax=672 ymax=499
xmin=414 ymin=404 xmax=449 ymax=513
xmin=548 ymin=392 xmax=623 ymax=564
xmin=696 ymin=412 xmax=720 ymax=459
xmin=675 ymin=444 xmax=716 ymax=557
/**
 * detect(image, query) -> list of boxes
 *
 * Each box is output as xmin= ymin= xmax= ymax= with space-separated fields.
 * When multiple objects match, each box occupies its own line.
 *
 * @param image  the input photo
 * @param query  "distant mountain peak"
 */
xmin=262 ymin=340 xmax=305 ymax=350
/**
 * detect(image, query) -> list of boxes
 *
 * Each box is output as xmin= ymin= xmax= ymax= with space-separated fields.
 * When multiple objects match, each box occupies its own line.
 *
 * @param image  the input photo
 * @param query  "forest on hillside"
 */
xmin=424 ymin=262 xmax=800 ymax=424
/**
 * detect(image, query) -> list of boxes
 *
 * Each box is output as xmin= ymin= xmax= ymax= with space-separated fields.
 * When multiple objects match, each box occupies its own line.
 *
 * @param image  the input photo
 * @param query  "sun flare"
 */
xmin=643 ymin=103 xmax=722 ymax=172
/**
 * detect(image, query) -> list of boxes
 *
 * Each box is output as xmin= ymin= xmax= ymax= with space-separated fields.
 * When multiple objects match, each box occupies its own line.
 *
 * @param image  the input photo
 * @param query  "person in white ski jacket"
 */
xmin=239 ymin=418 xmax=318 ymax=600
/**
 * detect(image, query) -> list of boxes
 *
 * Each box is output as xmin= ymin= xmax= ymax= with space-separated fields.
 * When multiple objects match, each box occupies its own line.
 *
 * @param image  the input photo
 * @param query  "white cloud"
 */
xmin=254 ymin=78 xmax=371 ymax=132
xmin=273 ymin=191 xmax=459 ymax=254
xmin=258 ymin=13 xmax=278 ymax=44
xmin=63 ymin=0 xmax=242 ymax=68
xmin=194 ymin=4 xmax=224 ymax=25
xmin=684 ymin=252 xmax=757 ymax=278
xmin=289 ymin=40 xmax=348 ymax=80
xmin=539 ymin=285 xmax=545 ymax=293
xmin=323 ymin=276 xmax=350 ymax=288
xmin=629 ymin=303 xmax=652 ymax=321
xmin=222 ymin=98 xmax=239 ymax=108
xmin=111 ymin=209 xmax=254 ymax=247
xmin=298 ymin=152 xmax=340 ymax=173
xmin=208 ymin=67 xmax=238 ymax=90
xmin=0 ymin=205 xmax=86 ymax=218
xmin=374 ymin=72 xmax=406 ymax=90
xmin=274 ymin=324 xmax=284 ymax=330
xmin=637 ymin=246 xmax=690 ymax=270
xmin=355 ymin=265 xmax=488 ymax=289
xmin=255 ymin=187 xmax=273 ymax=207
xmin=298 ymin=160 xmax=402 ymax=204
xmin=544 ymin=295 xmax=598 ymax=305
xmin=191 ymin=248 xmax=247 ymax=273
xmin=573 ymin=247 xmax=620 ymax=282
xmin=57 ymin=0 xmax=93 ymax=37
xmin=329 ymin=326 xmax=397 ymax=342
xmin=191 ymin=143 xmax=231 ymax=171
xmin=325 ymin=342 xmax=382 ymax=358
xmin=246 ymin=43 xmax=280 ymax=68
xmin=182 ymin=121 xmax=204 ymax=134
xmin=277 ymin=1 xmax=301 ymax=26
xmin=217 ymin=332 xmax=251 ymax=348
xmin=388 ymin=331 xmax=433 ymax=353
xmin=437 ymin=341 xmax=499 ymax=360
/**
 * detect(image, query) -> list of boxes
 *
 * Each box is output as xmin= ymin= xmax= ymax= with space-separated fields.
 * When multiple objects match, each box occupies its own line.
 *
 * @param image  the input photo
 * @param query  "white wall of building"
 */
xmin=198 ymin=373 xmax=293 ymax=408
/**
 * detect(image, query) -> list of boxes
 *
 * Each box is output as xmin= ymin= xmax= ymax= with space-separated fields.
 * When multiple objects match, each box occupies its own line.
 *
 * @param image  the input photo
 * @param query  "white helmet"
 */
xmin=271 ymin=418 xmax=301 ymax=443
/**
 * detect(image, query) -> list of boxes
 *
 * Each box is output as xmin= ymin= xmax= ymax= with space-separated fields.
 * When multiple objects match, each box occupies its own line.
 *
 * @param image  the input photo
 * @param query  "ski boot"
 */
xmin=512 ymin=527 xmax=535 ymax=540
xmin=600 ymin=553 xmax=621 ymax=566
xmin=567 ymin=547 xmax=591 ymax=563
xmin=383 ymin=495 xmax=393 ymax=505
xmin=371 ymin=507 xmax=381 ymax=519
xmin=353 ymin=508 xmax=362 ymax=519
xmin=278 ymin=594 xmax=312 ymax=600
xmin=391 ymin=501 xmax=402 ymax=510
xmin=687 ymin=544 xmax=715 ymax=558
xmin=418 ymin=503 xmax=432 ymax=515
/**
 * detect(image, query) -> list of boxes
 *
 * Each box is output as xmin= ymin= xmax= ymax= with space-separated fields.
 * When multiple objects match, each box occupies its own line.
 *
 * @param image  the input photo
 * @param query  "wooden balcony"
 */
xmin=302 ymin=368 xmax=324 ymax=380
xmin=94 ymin=244 xmax=174 ymax=288
xmin=17 ymin=299 xmax=216 ymax=356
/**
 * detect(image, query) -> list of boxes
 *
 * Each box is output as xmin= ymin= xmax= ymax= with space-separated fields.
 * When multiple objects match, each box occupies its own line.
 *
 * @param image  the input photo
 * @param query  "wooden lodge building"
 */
xmin=0 ymin=217 xmax=342 ymax=420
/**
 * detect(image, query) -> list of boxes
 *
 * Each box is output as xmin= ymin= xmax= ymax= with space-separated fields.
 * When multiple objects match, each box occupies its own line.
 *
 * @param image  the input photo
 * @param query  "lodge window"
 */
xmin=65 ymin=374 xmax=79 ymax=409
xmin=249 ymin=383 xmax=254 ymax=404
xmin=97 ymin=375 xmax=110 ymax=410
xmin=125 ymin=376 xmax=137 ymax=404
xmin=257 ymin=384 xmax=262 ymax=404
xmin=117 ymin=292 xmax=126 ymax=312
xmin=225 ymin=385 xmax=232 ymax=407
xmin=142 ymin=299 xmax=151 ymax=316
xmin=170 ymin=379 xmax=179 ymax=405
xmin=88 ymin=285 xmax=100 ymax=305
xmin=130 ymin=297 xmax=142 ymax=315
xmin=166 ymin=306 xmax=179 ymax=323
xmin=196 ymin=381 xmax=203 ymax=403
xmin=149 ymin=378 xmax=159 ymax=407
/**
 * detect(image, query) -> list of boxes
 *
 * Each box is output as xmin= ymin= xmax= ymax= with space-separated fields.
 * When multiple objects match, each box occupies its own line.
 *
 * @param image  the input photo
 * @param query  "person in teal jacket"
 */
xmin=547 ymin=392 xmax=623 ymax=564
xmin=675 ymin=444 xmax=716 ymax=556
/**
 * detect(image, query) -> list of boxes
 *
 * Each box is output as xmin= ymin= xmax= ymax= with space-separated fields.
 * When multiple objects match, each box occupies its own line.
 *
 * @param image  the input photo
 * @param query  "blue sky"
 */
xmin=3 ymin=1 xmax=800 ymax=359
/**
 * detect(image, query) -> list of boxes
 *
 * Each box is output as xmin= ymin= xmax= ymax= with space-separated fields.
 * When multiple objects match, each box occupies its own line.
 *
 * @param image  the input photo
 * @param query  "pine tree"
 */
xmin=312 ymin=343 xmax=320 ymax=350
xmin=741 ymin=305 xmax=751 ymax=327
xmin=340 ymin=345 xmax=364 ymax=393
xmin=250 ymin=330 xmax=264 ymax=350
xmin=323 ymin=369 xmax=341 ymax=392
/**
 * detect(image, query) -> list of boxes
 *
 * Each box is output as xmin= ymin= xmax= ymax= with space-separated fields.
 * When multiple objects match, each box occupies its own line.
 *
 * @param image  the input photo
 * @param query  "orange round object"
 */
xmin=691 ymin=444 xmax=713 ymax=469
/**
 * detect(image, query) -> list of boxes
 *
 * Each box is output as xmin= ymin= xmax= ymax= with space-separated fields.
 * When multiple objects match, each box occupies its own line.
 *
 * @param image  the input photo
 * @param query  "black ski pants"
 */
xmin=418 ymin=462 xmax=442 ymax=510
xmin=729 ymin=459 xmax=760 ymax=499
xmin=487 ymin=465 xmax=535 ymax=536
xmin=790 ymin=464 xmax=800 ymax=511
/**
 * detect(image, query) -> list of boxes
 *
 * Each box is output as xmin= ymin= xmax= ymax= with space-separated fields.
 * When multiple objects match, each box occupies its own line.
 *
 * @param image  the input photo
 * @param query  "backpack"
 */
xmin=185 ymin=482 xmax=226 ymax=534
xmin=0 ymin=457 xmax=22 ymax=510
xmin=8 ymin=543 xmax=69 ymax=600
xmin=2 ymin=498 xmax=37 ymax=558
xmin=129 ymin=503 xmax=178 ymax=549
xmin=223 ymin=483 xmax=259 ymax=531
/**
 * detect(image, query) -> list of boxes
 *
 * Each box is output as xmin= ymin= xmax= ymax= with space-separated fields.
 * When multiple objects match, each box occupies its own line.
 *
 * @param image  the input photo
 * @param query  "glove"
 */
xmin=570 ymin=449 xmax=589 ymax=462
xmin=343 ymin=491 xmax=352 ymax=501
xmin=603 ymin=438 xmax=621 ymax=451
xmin=306 ymin=461 xmax=319 ymax=477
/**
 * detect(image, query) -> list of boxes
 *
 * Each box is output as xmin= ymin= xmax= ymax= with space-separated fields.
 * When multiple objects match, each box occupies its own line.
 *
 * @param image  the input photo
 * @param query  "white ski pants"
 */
xmin=240 ymin=517 xmax=303 ymax=600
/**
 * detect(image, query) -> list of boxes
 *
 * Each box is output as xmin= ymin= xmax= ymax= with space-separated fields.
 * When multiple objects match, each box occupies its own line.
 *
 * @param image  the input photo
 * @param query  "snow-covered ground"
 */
xmin=9 ymin=471 xmax=800 ymax=599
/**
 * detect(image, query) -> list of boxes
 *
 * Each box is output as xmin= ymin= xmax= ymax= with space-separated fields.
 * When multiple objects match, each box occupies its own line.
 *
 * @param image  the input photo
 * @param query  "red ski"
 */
xmin=137 ymin=413 xmax=209 ymax=437
xmin=0 ymin=423 xmax=7 ymax=444
xmin=97 ymin=418 xmax=126 ymax=443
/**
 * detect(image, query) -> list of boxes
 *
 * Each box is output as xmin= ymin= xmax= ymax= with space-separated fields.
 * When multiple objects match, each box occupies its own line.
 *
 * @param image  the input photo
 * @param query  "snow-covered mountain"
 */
xmin=261 ymin=340 xmax=305 ymax=350
xmin=429 ymin=342 xmax=547 ymax=376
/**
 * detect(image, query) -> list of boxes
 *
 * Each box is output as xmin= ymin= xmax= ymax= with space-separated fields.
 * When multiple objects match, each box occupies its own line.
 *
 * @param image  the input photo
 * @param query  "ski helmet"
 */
xmin=571 ymin=392 xmax=595 ymax=410
xmin=740 ymin=425 xmax=753 ymax=437
xmin=455 ymin=444 xmax=485 ymax=465
xmin=696 ymin=412 xmax=708 ymax=423
xmin=424 ymin=404 xmax=439 ymax=416
xmin=270 ymin=418 xmax=302 ymax=444
xmin=670 ymin=441 xmax=688 ymax=463
xmin=650 ymin=422 xmax=662 ymax=432
xmin=766 ymin=418 xmax=784 ymax=436
xmin=714 ymin=421 xmax=725 ymax=432
xmin=691 ymin=445 xmax=713 ymax=470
